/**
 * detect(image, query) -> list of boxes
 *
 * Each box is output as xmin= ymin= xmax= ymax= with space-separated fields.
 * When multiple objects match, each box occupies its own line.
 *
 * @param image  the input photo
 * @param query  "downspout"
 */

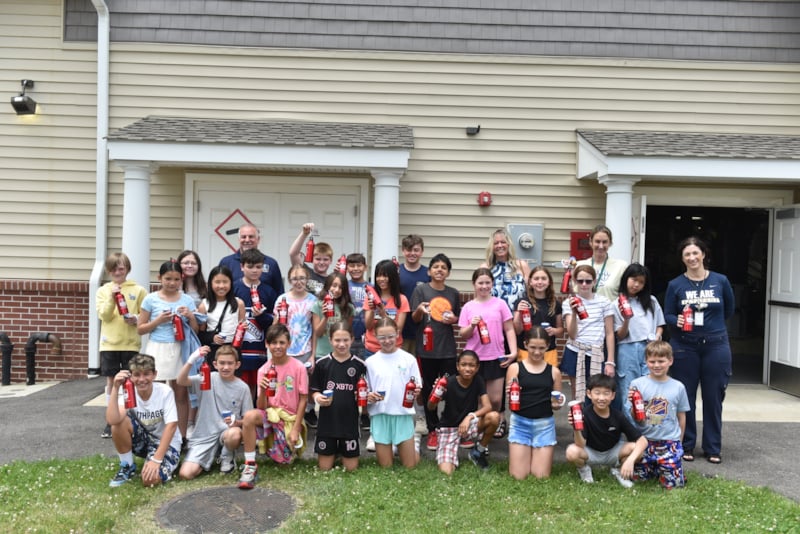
xmin=87 ymin=0 xmax=110 ymax=375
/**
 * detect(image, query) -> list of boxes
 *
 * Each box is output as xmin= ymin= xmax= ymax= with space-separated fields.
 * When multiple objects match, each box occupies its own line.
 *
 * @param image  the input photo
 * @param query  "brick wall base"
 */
xmin=0 ymin=280 xmax=91 ymax=383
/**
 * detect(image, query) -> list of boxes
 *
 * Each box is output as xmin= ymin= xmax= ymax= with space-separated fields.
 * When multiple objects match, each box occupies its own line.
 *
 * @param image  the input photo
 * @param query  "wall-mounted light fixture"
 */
xmin=11 ymin=80 xmax=37 ymax=115
xmin=466 ymin=125 xmax=481 ymax=136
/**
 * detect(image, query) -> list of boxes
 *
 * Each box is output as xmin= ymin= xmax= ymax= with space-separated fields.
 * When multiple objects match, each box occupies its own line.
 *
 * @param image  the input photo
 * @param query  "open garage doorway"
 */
xmin=645 ymin=206 xmax=769 ymax=384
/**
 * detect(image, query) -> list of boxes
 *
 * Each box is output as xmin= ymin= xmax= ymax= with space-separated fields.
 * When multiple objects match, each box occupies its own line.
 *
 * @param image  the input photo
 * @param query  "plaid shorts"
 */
xmin=436 ymin=417 xmax=479 ymax=467
xmin=129 ymin=412 xmax=180 ymax=482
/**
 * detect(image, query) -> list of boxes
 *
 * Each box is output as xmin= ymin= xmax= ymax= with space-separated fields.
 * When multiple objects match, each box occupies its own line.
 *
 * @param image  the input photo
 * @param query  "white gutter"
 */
xmin=87 ymin=0 xmax=110 ymax=375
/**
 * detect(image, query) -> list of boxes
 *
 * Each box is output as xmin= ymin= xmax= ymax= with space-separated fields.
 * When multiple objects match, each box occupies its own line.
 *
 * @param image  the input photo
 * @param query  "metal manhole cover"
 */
xmin=157 ymin=487 xmax=295 ymax=533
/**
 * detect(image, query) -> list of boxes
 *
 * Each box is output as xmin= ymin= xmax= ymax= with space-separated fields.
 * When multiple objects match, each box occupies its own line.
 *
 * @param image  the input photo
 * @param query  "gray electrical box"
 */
xmin=507 ymin=223 xmax=544 ymax=268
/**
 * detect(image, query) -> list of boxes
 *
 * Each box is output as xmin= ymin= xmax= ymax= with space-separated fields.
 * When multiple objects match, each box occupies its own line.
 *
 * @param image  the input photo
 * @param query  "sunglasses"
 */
xmin=575 ymin=279 xmax=594 ymax=285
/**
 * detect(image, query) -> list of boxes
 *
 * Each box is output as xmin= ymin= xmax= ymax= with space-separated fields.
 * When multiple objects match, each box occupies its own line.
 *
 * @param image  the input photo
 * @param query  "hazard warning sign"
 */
xmin=215 ymin=209 xmax=253 ymax=252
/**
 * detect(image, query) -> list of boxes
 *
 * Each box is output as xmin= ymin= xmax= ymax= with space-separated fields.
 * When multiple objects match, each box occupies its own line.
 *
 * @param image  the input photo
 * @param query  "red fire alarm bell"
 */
xmin=478 ymin=191 xmax=492 ymax=206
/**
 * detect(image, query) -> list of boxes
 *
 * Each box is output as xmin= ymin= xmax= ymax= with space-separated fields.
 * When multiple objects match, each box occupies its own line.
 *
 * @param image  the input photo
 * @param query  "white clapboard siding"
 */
xmin=1 ymin=8 xmax=799 ymax=284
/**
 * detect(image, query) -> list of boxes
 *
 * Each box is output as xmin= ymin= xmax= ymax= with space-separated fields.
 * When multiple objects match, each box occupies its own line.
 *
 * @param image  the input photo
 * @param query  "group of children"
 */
xmin=99 ymin=226 xmax=687 ymax=491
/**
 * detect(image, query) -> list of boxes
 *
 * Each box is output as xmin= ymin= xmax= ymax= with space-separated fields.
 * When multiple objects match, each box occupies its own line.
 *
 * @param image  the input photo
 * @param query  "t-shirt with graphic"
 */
xmin=131 ymin=381 xmax=182 ymax=452
xmin=274 ymin=292 xmax=317 ymax=356
xmin=458 ymin=297 xmax=512 ymax=360
xmin=411 ymin=283 xmax=460 ymax=359
xmin=438 ymin=374 xmax=486 ymax=428
xmin=141 ymin=292 xmax=197 ymax=343
xmin=256 ymin=357 xmax=309 ymax=415
xmin=630 ymin=375 xmax=690 ymax=442
xmin=233 ymin=279 xmax=277 ymax=366
xmin=348 ymin=280 xmax=368 ymax=341
xmin=399 ymin=264 xmax=430 ymax=342
xmin=310 ymin=353 xmax=367 ymax=439
xmin=663 ymin=270 xmax=735 ymax=337
xmin=363 ymin=293 xmax=411 ymax=353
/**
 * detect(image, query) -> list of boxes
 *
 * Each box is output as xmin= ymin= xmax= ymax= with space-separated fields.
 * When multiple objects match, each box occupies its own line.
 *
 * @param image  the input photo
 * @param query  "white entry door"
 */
xmin=191 ymin=176 xmax=364 ymax=284
xmin=768 ymin=205 xmax=800 ymax=394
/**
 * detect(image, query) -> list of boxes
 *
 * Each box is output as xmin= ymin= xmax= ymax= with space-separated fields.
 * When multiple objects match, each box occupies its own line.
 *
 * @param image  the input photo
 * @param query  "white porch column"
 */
xmin=118 ymin=162 xmax=157 ymax=288
xmin=370 ymin=168 xmax=404 ymax=265
xmin=598 ymin=175 xmax=640 ymax=263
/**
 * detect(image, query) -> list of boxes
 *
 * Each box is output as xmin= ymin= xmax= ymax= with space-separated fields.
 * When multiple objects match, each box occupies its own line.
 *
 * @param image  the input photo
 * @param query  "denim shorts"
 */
xmin=371 ymin=414 xmax=414 ymax=446
xmin=508 ymin=413 xmax=556 ymax=448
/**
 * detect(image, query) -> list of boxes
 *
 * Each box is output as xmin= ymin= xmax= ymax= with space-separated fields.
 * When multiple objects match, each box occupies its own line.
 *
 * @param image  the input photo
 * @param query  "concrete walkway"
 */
xmin=1 ymin=378 xmax=799 ymax=502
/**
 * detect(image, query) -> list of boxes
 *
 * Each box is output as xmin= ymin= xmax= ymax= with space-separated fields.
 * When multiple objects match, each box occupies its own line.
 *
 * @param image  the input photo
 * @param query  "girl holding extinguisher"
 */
xmin=276 ymin=264 xmax=318 ymax=366
xmin=513 ymin=266 xmax=564 ymax=367
xmin=364 ymin=317 xmax=422 ymax=468
xmin=198 ymin=266 xmax=245 ymax=363
xmin=138 ymin=260 xmax=199 ymax=439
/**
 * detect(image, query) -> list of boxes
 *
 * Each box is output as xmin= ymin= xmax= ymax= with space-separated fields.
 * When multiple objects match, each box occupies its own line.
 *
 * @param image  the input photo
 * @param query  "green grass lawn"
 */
xmin=1 ymin=456 xmax=798 ymax=533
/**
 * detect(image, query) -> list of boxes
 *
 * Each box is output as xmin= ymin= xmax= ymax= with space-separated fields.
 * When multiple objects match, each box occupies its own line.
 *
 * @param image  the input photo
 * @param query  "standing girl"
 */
xmin=458 ymin=267 xmax=517 ymax=438
xmin=177 ymin=250 xmax=207 ymax=308
xmin=365 ymin=317 xmax=421 ymax=468
xmin=198 ymin=266 xmax=244 ymax=363
xmin=513 ymin=266 xmax=564 ymax=367
xmin=312 ymin=272 xmax=355 ymax=365
xmin=575 ymin=225 xmax=628 ymax=301
xmin=613 ymin=263 xmax=665 ymax=424
xmin=363 ymin=259 xmax=410 ymax=357
xmin=506 ymin=326 xmax=564 ymax=479
xmin=138 ymin=260 xmax=199 ymax=439
xmin=310 ymin=322 xmax=367 ymax=471
xmin=561 ymin=265 xmax=616 ymax=403
xmin=277 ymin=264 xmax=318 ymax=366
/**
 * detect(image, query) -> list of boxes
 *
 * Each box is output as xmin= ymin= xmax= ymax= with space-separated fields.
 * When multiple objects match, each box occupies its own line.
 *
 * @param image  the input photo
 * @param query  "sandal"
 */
xmin=682 ymin=453 xmax=695 ymax=462
xmin=494 ymin=419 xmax=507 ymax=439
xmin=706 ymin=455 xmax=722 ymax=464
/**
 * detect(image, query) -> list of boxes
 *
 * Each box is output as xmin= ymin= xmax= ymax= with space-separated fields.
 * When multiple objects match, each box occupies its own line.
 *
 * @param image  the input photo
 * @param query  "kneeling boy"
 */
xmin=565 ymin=373 xmax=647 ymax=487
xmin=629 ymin=340 xmax=690 ymax=489
xmin=177 ymin=345 xmax=253 ymax=479
xmin=106 ymin=353 xmax=182 ymax=487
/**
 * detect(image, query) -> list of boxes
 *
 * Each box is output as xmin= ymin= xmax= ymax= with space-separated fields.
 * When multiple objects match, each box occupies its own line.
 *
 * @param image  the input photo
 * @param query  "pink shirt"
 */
xmin=256 ymin=356 xmax=308 ymax=414
xmin=364 ymin=294 xmax=411 ymax=353
xmin=459 ymin=297 xmax=512 ymax=361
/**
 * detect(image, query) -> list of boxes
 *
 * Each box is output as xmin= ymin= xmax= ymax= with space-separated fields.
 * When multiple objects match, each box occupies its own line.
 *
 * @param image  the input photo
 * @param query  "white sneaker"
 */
xmin=414 ymin=416 xmax=428 ymax=436
xmin=610 ymin=467 xmax=634 ymax=488
xmin=577 ymin=465 xmax=594 ymax=483
xmin=366 ymin=435 xmax=376 ymax=452
xmin=219 ymin=448 xmax=236 ymax=474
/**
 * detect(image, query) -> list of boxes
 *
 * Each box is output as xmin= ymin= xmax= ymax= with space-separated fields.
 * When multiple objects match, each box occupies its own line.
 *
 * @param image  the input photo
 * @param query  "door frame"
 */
xmin=183 ymin=171 xmax=370 ymax=263
xmin=635 ymin=185 xmax=794 ymax=387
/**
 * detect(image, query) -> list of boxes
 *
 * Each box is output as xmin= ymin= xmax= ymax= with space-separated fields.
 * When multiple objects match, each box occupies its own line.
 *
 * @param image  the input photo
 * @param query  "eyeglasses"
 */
xmin=575 ymin=279 xmax=594 ymax=285
xmin=289 ymin=277 xmax=308 ymax=282
xmin=376 ymin=335 xmax=396 ymax=342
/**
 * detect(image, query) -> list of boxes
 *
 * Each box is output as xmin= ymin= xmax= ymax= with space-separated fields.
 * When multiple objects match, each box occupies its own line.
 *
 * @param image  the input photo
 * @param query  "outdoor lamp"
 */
xmin=11 ymin=80 xmax=37 ymax=115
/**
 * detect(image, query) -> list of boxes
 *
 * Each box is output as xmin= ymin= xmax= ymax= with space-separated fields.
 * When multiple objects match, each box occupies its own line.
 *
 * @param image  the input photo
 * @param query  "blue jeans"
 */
xmin=669 ymin=332 xmax=732 ymax=456
xmin=616 ymin=341 xmax=649 ymax=425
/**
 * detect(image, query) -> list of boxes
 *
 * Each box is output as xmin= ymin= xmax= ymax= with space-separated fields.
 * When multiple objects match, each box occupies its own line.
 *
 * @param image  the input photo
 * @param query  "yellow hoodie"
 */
xmin=96 ymin=279 xmax=147 ymax=352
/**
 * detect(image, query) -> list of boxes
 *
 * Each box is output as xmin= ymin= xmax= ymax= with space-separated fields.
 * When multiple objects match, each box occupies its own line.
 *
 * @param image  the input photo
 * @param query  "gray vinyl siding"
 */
xmin=64 ymin=0 xmax=800 ymax=63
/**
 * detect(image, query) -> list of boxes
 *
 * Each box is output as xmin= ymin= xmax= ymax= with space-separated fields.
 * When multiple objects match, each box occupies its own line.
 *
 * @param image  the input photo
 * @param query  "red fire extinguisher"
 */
xmin=276 ymin=297 xmax=289 ymax=325
xmin=560 ymin=266 xmax=573 ymax=294
xmin=336 ymin=254 xmax=347 ymax=274
xmin=682 ymin=305 xmax=694 ymax=332
xmin=114 ymin=291 xmax=129 ymax=317
xmin=402 ymin=376 xmax=417 ymax=408
xmin=123 ymin=377 xmax=137 ymax=409
xmin=631 ymin=388 xmax=646 ymax=422
xmin=570 ymin=295 xmax=589 ymax=320
xmin=423 ymin=322 xmax=434 ymax=352
xmin=323 ymin=292 xmax=335 ymax=318
xmin=509 ymin=377 xmax=521 ymax=411
xmin=569 ymin=400 xmax=584 ymax=430
xmin=619 ymin=294 xmax=634 ymax=319
xmin=520 ymin=307 xmax=532 ymax=331
xmin=265 ymin=365 xmax=278 ymax=397
xmin=428 ymin=374 xmax=448 ymax=404
xmin=304 ymin=236 xmax=315 ymax=262
xmin=232 ymin=321 xmax=247 ymax=348
xmin=478 ymin=318 xmax=490 ymax=345
xmin=199 ymin=360 xmax=211 ymax=391
xmin=250 ymin=285 xmax=262 ymax=312
xmin=357 ymin=375 xmax=368 ymax=408
xmin=172 ymin=313 xmax=185 ymax=341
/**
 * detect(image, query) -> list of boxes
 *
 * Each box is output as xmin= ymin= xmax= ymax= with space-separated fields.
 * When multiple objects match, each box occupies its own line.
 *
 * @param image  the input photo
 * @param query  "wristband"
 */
xmin=468 ymin=412 xmax=477 ymax=421
xmin=605 ymin=361 xmax=616 ymax=367
xmin=149 ymin=457 xmax=163 ymax=464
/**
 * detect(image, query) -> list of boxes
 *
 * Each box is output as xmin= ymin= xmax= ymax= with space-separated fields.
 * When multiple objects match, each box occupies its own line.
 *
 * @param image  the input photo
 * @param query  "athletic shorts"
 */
xmin=100 ymin=350 xmax=137 ymax=377
xmin=508 ymin=413 xmax=556 ymax=448
xmin=436 ymin=418 xmax=479 ymax=467
xmin=585 ymin=440 xmax=626 ymax=466
xmin=315 ymin=435 xmax=360 ymax=458
xmin=184 ymin=430 xmax=228 ymax=471
xmin=478 ymin=358 xmax=505 ymax=381
xmin=370 ymin=414 xmax=414 ymax=446
xmin=634 ymin=440 xmax=685 ymax=489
